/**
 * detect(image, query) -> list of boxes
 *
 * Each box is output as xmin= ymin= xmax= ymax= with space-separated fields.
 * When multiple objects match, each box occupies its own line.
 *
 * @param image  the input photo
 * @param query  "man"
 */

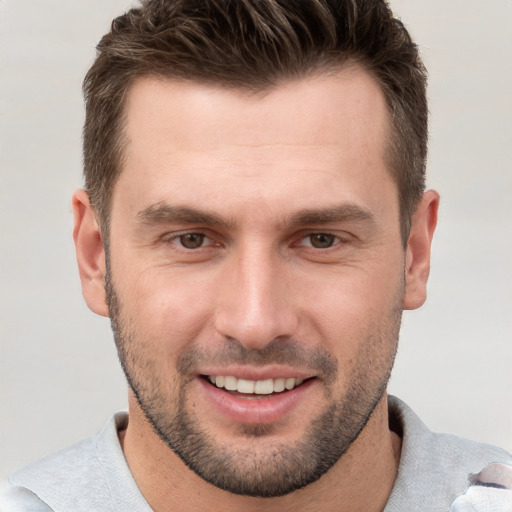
xmin=2 ymin=1 xmax=511 ymax=511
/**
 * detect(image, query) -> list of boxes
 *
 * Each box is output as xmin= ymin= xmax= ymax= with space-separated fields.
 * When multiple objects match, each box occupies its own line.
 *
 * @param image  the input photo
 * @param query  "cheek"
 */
xmin=116 ymin=267 xmax=216 ymax=353
xmin=297 ymin=263 xmax=404 ymax=349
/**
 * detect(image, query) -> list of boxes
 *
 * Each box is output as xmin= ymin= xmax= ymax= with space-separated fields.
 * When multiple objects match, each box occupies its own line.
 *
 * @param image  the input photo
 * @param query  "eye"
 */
xmin=176 ymin=233 xmax=209 ymax=249
xmin=303 ymin=233 xmax=338 ymax=249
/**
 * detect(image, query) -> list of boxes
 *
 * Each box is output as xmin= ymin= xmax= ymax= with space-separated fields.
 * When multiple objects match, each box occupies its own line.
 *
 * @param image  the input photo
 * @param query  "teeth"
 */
xmin=273 ymin=378 xmax=286 ymax=392
xmin=224 ymin=376 xmax=238 ymax=391
xmin=207 ymin=375 xmax=305 ymax=394
xmin=254 ymin=379 xmax=273 ymax=395
xmin=237 ymin=379 xmax=254 ymax=394
xmin=285 ymin=377 xmax=295 ymax=390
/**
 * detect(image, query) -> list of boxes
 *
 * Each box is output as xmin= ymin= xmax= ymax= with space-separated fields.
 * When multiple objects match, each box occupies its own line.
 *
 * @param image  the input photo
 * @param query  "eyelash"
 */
xmin=165 ymin=232 xmax=215 ymax=250
xmin=164 ymin=231 xmax=348 ymax=251
xmin=296 ymin=233 xmax=346 ymax=249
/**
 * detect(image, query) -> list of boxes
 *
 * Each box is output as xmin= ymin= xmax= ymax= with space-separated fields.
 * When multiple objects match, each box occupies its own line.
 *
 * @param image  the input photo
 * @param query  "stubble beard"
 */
xmin=105 ymin=268 xmax=402 ymax=498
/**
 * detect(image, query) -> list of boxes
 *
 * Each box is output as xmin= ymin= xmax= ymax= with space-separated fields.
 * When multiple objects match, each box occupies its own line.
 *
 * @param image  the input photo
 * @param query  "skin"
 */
xmin=73 ymin=65 xmax=438 ymax=511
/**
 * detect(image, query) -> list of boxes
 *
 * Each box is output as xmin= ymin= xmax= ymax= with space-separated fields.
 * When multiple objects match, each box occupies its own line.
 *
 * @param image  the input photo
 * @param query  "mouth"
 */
xmin=198 ymin=372 xmax=317 ymax=424
xmin=204 ymin=375 xmax=306 ymax=395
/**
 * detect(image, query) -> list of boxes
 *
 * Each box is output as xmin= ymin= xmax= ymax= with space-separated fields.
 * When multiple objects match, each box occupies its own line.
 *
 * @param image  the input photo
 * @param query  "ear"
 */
xmin=403 ymin=189 xmax=440 ymax=310
xmin=72 ymin=189 xmax=109 ymax=317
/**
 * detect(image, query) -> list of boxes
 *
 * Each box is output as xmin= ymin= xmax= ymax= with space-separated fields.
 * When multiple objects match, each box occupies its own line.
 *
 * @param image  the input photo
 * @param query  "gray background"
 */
xmin=1 ymin=0 xmax=511 ymax=479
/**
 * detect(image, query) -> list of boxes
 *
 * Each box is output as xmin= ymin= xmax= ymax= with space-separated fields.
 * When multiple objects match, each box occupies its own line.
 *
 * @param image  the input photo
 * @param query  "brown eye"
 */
xmin=309 ymin=233 xmax=336 ymax=248
xmin=179 ymin=233 xmax=206 ymax=249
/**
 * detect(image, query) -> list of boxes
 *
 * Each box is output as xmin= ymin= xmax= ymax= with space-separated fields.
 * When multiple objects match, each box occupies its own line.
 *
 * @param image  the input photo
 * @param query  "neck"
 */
xmin=121 ymin=393 xmax=401 ymax=512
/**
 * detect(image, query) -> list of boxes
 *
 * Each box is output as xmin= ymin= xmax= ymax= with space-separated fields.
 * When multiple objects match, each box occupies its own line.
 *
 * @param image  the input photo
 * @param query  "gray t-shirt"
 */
xmin=2 ymin=396 xmax=511 ymax=511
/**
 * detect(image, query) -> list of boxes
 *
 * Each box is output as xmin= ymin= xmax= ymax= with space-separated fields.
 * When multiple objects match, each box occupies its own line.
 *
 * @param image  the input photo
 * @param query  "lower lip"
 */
xmin=198 ymin=377 xmax=315 ymax=425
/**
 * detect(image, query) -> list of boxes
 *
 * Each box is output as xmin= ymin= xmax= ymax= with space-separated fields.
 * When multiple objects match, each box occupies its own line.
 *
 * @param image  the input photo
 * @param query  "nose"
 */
xmin=214 ymin=244 xmax=299 ymax=350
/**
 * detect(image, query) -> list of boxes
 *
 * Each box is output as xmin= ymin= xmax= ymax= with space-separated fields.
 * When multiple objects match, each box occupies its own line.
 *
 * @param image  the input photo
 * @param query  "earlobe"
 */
xmin=72 ymin=189 xmax=109 ymax=317
xmin=403 ymin=189 xmax=440 ymax=310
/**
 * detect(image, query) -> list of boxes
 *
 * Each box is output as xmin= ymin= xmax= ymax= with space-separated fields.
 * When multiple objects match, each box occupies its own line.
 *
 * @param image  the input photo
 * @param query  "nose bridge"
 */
xmin=214 ymin=239 xmax=297 ymax=349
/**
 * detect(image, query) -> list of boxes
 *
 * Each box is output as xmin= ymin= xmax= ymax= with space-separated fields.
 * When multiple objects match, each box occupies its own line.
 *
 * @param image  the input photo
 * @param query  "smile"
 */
xmin=206 ymin=375 xmax=305 ymax=395
xmin=199 ymin=373 xmax=315 ymax=424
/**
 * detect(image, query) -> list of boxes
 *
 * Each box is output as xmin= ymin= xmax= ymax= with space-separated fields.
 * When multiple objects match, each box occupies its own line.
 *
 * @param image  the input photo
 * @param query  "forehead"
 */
xmin=122 ymin=65 xmax=389 ymax=157
xmin=114 ymin=66 xmax=395 ymax=223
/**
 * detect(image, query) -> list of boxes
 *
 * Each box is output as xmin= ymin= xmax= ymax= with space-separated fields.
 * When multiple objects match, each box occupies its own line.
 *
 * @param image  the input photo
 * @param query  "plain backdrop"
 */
xmin=1 ymin=0 xmax=511 ymax=480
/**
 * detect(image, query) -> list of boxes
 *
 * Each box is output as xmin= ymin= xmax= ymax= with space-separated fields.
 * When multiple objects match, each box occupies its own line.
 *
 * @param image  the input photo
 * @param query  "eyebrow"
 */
xmin=136 ymin=202 xmax=375 ymax=229
xmin=288 ymin=204 xmax=376 ymax=227
xmin=137 ymin=203 xmax=234 ymax=229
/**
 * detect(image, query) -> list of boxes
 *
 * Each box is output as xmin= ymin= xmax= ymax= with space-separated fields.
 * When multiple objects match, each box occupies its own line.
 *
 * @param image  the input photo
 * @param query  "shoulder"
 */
xmin=386 ymin=396 xmax=512 ymax=512
xmin=3 ymin=412 xmax=149 ymax=512
xmin=5 ymin=435 xmax=102 ymax=512
xmin=449 ymin=462 xmax=512 ymax=511
xmin=389 ymin=395 xmax=512 ymax=469
xmin=1 ymin=483 xmax=53 ymax=512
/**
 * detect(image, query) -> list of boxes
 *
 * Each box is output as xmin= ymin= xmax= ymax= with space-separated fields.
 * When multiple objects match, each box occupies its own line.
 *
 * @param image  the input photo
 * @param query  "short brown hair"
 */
xmin=83 ymin=0 xmax=427 ymax=243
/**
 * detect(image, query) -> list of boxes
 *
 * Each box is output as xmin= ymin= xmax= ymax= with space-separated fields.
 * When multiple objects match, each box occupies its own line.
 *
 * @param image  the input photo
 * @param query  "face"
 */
xmin=102 ymin=67 xmax=408 ymax=496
